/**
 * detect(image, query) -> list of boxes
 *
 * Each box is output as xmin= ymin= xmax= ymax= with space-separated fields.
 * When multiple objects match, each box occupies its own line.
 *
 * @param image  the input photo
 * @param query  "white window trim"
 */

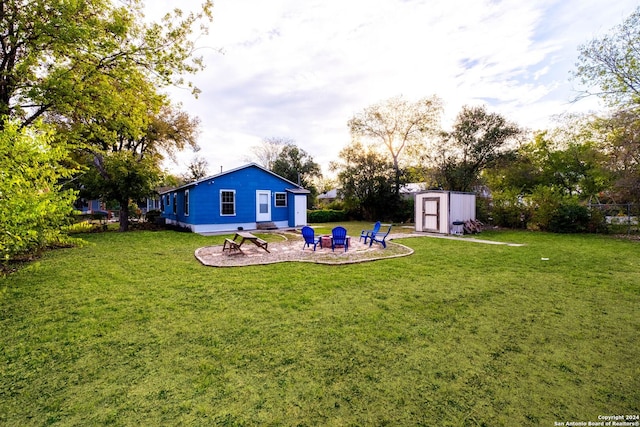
xmin=220 ymin=189 xmax=236 ymax=216
xmin=184 ymin=189 xmax=190 ymax=216
xmin=275 ymin=192 xmax=287 ymax=207
xmin=172 ymin=193 xmax=177 ymax=215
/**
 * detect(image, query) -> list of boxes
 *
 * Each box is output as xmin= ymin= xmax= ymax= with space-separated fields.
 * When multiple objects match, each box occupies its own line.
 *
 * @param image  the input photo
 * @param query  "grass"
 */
xmin=1 ymin=226 xmax=639 ymax=426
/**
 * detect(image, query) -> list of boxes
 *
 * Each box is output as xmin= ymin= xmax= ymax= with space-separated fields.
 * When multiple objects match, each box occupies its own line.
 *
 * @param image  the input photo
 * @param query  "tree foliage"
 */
xmin=183 ymin=155 xmax=209 ymax=183
xmin=0 ymin=1 xmax=210 ymax=231
xmin=0 ymin=0 xmax=212 ymax=128
xmin=79 ymin=150 xmax=161 ymax=225
xmin=272 ymin=143 xmax=322 ymax=207
xmin=573 ymin=6 xmax=640 ymax=108
xmin=330 ymin=142 xmax=399 ymax=221
xmin=272 ymin=144 xmax=321 ymax=186
xmin=0 ymin=120 xmax=79 ymax=262
xmin=483 ymin=118 xmax=614 ymax=231
xmin=348 ymin=95 xmax=443 ymax=194
xmin=435 ymin=105 xmax=521 ymax=192
xmin=593 ymin=109 xmax=640 ymax=203
xmin=63 ymin=71 xmax=201 ymax=231
xmin=571 ymin=7 xmax=640 ymax=204
xmin=492 ymin=128 xmax=609 ymax=198
xmin=248 ymin=137 xmax=290 ymax=170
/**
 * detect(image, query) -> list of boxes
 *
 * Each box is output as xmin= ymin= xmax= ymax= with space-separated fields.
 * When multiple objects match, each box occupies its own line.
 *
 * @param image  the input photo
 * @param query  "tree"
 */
xmin=2 ymin=1 xmax=210 ymax=231
xmin=0 ymin=0 xmax=212 ymax=128
xmin=247 ymin=137 xmax=290 ymax=169
xmin=0 ymin=120 xmax=79 ymax=262
xmin=67 ymin=76 xmax=200 ymax=231
xmin=593 ymin=109 xmax=640 ymax=203
xmin=486 ymin=129 xmax=609 ymax=199
xmin=272 ymin=143 xmax=321 ymax=186
xmin=571 ymin=7 xmax=640 ymax=204
xmin=483 ymin=118 xmax=612 ymax=230
xmin=272 ymin=143 xmax=322 ymax=207
xmin=0 ymin=0 xmax=211 ymax=230
xmin=573 ymin=6 xmax=640 ymax=108
xmin=183 ymin=155 xmax=209 ymax=183
xmin=80 ymin=150 xmax=161 ymax=225
xmin=348 ymin=95 xmax=443 ymax=194
xmin=435 ymin=105 xmax=521 ymax=192
xmin=272 ymin=143 xmax=322 ymax=206
xmin=330 ymin=142 xmax=397 ymax=221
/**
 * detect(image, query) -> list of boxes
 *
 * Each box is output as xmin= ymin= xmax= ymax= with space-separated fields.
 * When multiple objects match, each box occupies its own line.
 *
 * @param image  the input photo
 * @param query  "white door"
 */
xmin=294 ymin=195 xmax=307 ymax=226
xmin=422 ymin=197 xmax=440 ymax=232
xmin=256 ymin=190 xmax=271 ymax=222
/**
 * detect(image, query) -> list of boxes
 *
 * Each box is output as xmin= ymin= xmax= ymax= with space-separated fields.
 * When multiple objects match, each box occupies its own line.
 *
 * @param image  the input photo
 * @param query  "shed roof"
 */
xmin=286 ymin=188 xmax=311 ymax=194
xmin=414 ymin=190 xmax=476 ymax=195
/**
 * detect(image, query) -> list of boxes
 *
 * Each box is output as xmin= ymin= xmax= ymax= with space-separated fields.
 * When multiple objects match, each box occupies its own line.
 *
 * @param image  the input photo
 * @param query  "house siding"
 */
xmin=160 ymin=164 xmax=308 ymax=233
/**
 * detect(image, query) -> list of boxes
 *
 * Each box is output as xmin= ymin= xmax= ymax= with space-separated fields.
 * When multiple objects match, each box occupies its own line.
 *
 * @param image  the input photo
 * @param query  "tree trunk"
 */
xmin=393 ymin=156 xmax=401 ymax=196
xmin=119 ymin=200 xmax=129 ymax=232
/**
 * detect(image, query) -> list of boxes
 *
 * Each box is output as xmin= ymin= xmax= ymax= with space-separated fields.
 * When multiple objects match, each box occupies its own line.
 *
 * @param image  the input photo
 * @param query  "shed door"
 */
xmin=256 ymin=190 xmax=271 ymax=222
xmin=422 ymin=197 xmax=440 ymax=232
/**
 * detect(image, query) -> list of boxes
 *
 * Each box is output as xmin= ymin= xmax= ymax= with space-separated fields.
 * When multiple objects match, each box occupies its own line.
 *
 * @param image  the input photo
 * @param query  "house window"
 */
xmin=275 ymin=192 xmax=287 ymax=207
xmin=166 ymin=194 xmax=170 ymax=210
xmin=259 ymin=193 xmax=269 ymax=213
xmin=220 ymin=190 xmax=235 ymax=216
xmin=184 ymin=190 xmax=189 ymax=216
xmin=173 ymin=193 xmax=177 ymax=215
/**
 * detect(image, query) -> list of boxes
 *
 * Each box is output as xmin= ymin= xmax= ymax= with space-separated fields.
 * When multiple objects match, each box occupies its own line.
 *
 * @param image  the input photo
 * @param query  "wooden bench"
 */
xmin=254 ymin=238 xmax=269 ymax=253
xmin=223 ymin=238 xmax=243 ymax=255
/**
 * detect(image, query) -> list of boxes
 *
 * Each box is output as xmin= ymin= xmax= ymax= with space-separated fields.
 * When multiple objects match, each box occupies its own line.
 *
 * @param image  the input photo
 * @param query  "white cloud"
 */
xmin=148 ymin=0 xmax=639 ymax=176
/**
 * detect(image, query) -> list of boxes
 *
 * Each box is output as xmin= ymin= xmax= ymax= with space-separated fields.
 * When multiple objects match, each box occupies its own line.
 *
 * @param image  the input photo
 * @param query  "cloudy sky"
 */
xmin=147 ymin=0 xmax=638 ymax=176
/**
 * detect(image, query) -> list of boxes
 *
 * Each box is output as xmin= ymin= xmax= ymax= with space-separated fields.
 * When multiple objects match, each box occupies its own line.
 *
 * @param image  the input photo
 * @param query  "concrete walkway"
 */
xmin=389 ymin=231 xmax=526 ymax=247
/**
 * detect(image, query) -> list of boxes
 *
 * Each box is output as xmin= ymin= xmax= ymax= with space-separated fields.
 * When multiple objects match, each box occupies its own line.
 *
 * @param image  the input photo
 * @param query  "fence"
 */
xmin=588 ymin=203 xmax=639 ymax=235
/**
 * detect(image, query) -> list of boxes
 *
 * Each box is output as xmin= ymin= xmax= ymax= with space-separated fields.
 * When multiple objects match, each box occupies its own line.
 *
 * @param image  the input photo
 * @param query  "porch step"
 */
xmin=256 ymin=221 xmax=278 ymax=230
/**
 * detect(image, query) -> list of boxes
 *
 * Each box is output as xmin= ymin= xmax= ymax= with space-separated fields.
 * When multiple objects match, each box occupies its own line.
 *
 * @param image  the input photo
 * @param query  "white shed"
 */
xmin=415 ymin=191 xmax=476 ymax=235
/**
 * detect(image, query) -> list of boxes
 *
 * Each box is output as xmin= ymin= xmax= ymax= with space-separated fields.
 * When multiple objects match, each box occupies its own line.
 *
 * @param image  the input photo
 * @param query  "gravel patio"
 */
xmin=194 ymin=231 xmax=416 ymax=267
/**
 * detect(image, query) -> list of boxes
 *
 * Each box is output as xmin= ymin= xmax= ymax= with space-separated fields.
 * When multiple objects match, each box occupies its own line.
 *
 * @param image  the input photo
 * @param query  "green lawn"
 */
xmin=1 ymin=226 xmax=638 ymax=426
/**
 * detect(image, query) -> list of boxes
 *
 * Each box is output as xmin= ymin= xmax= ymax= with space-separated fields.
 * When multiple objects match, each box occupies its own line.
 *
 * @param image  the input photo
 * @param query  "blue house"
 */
xmin=159 ymin=163 xmax=310 ymax=233
xmin=76 ymin=198 xmax=108 ymax=215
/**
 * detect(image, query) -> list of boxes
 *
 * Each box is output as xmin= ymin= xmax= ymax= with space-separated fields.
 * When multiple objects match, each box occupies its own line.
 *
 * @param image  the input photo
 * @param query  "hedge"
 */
xmin=307 ymin=209 xmax=347 ymax=223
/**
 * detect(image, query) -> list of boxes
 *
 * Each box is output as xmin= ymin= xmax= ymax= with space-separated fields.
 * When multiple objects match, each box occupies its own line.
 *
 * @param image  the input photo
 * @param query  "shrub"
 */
xmin=128 ymin=201 xmax=142 ymax=220
xmin=393 ymin=197 xmax=415 ymax=223
xmin=527 ymin=186 xmax=608 ymax=233
xmin=548 ymin=203 xmax=591 ymax=233
xmin=145 ymin=210 xmax=162 ymax=224
xmin=527 ymin=186 xmax=565 ymax=231
xmin=585 ymin=207 xmax=609 ymax=234
xmin=325 ymin=200 xmax=346 ymax=211
xmin=489 ymin=189 xmax=528 ymax=228
xmin=308 ymin=209 xmax=347 ymax=223
xmin=476 ymin=196 xmax=492 ymax=224
xmin=0 ymin=120 xmax=79 ymax=262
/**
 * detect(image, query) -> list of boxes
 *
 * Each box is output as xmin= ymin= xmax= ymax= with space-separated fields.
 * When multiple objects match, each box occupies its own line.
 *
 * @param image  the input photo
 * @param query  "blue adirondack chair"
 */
xmin=301 ymin=226 xmax=321 ymax=251
xmin=360 ymin=221 xmax=381 ymax=244
xmin=369 ymin=225 xmax=392 ymax=248
xmin=331 ymin=226 xmax=349 ymax=252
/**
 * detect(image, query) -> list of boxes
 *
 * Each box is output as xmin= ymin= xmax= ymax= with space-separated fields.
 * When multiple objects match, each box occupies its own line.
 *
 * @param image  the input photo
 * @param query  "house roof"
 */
xmin=159 ymin=163 xmax=309 ymax=195
xmin=318 ymin=188 xmax=339 ymax=199
xmin=399 ymin=183 xmax=427 ymax=194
